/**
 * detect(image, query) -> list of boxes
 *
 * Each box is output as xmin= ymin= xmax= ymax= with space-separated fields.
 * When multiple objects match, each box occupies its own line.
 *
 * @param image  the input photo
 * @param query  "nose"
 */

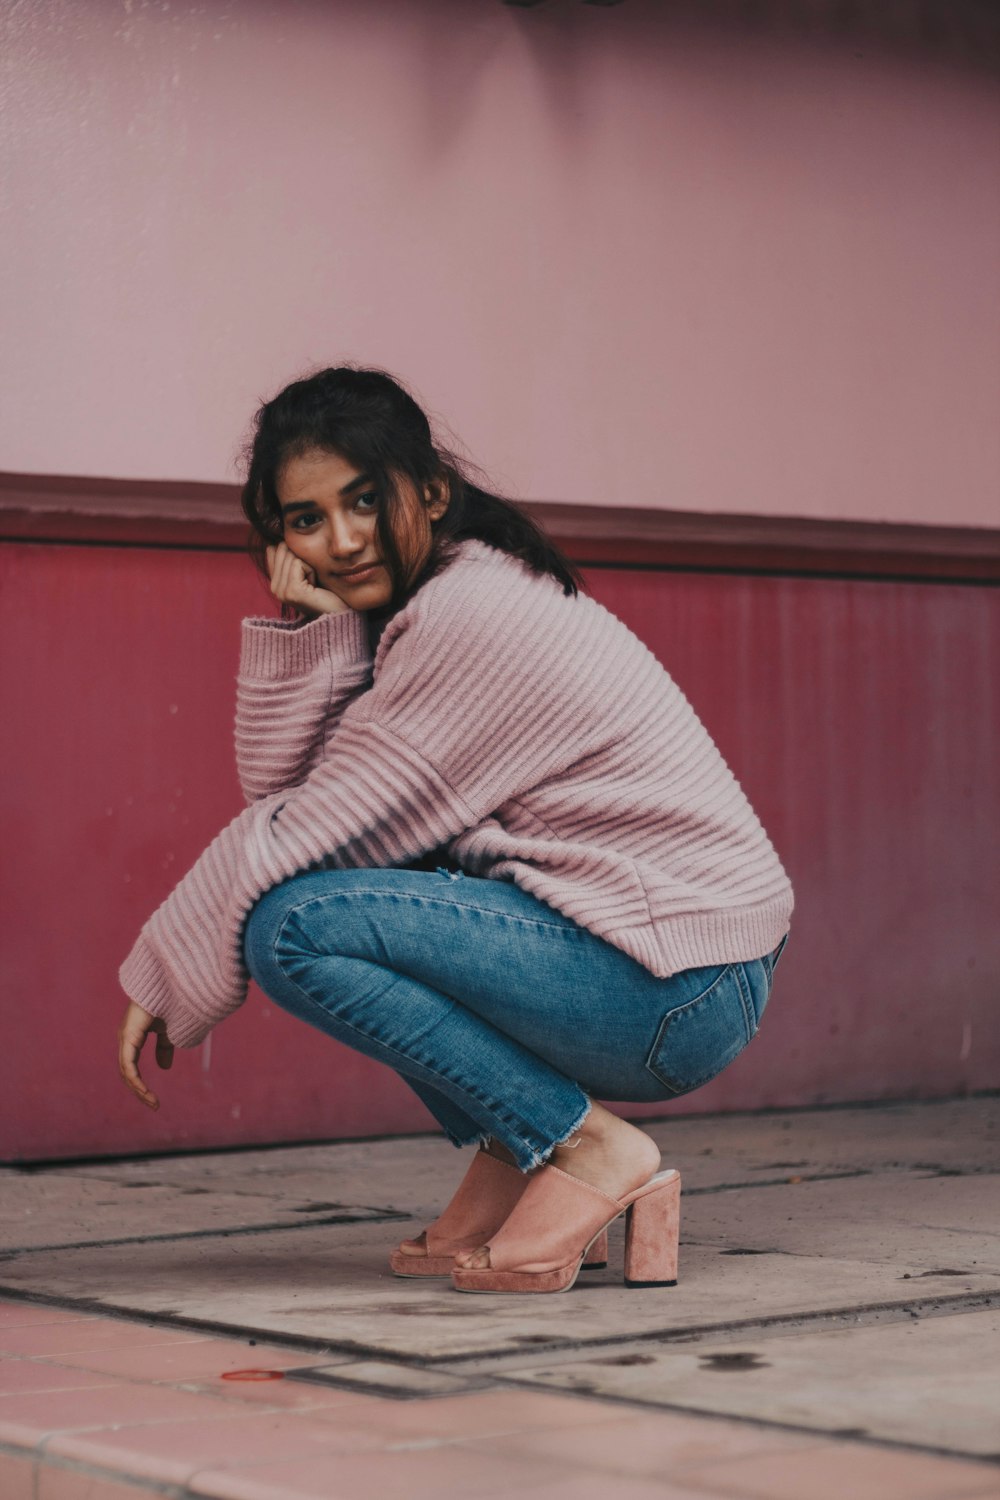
xmin=327 ymin=512 xmax=366 ymax=559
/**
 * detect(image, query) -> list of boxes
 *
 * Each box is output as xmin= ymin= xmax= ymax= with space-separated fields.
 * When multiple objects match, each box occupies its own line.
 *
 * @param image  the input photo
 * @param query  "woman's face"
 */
xmin=277 ymin=447 xmax=447 ymax=613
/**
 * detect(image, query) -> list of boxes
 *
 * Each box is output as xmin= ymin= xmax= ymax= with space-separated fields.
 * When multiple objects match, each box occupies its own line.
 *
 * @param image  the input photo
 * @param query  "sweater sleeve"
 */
xmin=119 ymin=553 xmax=594 ymax=1049
xmin=235 ymin=609 xmax=372 ymax=803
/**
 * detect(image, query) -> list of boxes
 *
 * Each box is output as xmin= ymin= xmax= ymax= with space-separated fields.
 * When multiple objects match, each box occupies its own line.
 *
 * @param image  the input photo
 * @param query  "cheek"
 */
xmin=283 ymin=529 xmax=317 ymax=560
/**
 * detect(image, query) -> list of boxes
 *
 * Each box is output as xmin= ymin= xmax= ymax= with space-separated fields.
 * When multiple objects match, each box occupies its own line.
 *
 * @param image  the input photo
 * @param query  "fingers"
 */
xmin=119 ymin=1029 xmax=159 ymax=1109
xmin=153 ymin=1018 xmax=174 ymax=1072
xmin=117 ymin=1002 xmax=165 ymax=1110
xmin=266 ymin=540 xmax=349 ymax=616
xmin=268 ymin=543 xmax=310 ymax=606
xmin=267 ymin=543 xmax=338 ymax=615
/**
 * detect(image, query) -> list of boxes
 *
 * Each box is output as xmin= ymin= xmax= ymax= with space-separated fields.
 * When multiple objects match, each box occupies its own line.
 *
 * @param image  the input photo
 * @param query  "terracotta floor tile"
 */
xmin=0 ymin=1379 xmax=240 ymax=1442
xmin=36 ymin=1465 xmax=164 ymax=1499
xmin=462 ymin=1409 xmax=820 ymax=1478
xmin=48 ymin=1408 xmax=386 ymax=1487
xmin=0 ymin=1319 xmax=209 ymax=1358
xmin=188 ymin=1443 xmax=565 ymax=1500
xmin=181 ymin=1376 xmax=378 ymax=1413
xmin=0 ymin=1447 xmax=34 ymax=1500
xmin=510 ymin=1480 xmax=728 ymax=1500
xmin=39 ymin=1336 xmax=315 ymax=1383
xmin=332 ymin=1387 xmax=628 ymax=1443
xmin=0 ymin=1303 xmax=94 ymax=1330
xmin=692 ymin=1442 xmax=1000 ymax=1500
xmin=0 ymin=1360 xmax=121 ymax=1396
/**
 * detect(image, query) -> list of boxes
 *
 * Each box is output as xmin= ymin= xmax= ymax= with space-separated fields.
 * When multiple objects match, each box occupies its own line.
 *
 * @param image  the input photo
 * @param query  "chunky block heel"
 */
xmin=451 ymin=1165 xmax=681 ymax=1294
xmin=623 ymin=1172 xmax=680 ymax=1287
xmin=583 ymin=1226 xmax=609 ymax=1271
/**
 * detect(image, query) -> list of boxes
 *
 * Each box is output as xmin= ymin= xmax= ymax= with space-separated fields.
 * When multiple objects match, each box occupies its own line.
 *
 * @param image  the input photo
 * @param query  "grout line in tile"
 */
xmin=0 ymin=1207 xmax=409 ymax=1257
xmin=2 ymin=1436 xmax=189 ymax=1496
xmin=2 ymin=1284 xmax=997 ymax=1379
xmin=479 ymin=1374 xmax=1000 ymax=1471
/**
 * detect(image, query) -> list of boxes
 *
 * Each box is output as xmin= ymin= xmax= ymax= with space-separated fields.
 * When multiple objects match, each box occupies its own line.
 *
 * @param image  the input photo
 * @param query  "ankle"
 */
xmin=552 ymin=1102 xmax=616 ymax=1156
xmin=548 ymin=1110 xmax=661 ymax=1192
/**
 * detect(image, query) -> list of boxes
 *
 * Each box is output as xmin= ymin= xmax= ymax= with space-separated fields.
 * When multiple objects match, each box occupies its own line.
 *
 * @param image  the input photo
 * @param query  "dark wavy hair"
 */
xmin=240 ymin=366 xmax=581 ymax=609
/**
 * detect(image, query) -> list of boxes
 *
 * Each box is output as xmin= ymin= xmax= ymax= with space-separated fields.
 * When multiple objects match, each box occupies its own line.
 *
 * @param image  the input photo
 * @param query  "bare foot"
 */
xmin=454 ymin=1104 xmax=660 ymax=1269
xmin=394 ymin=1139 xmax=522 ymax=1259
xmin=394 ymin=1229 xmax=431 ymax=1259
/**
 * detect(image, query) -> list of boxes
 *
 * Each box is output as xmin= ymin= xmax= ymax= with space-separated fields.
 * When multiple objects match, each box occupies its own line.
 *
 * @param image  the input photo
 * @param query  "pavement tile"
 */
xmin=187 ymin=1444 xmax=566 ymax=1500
xmin=35 ymin=1334 xmax=317 ymax=1383
xmin=0 ymin=1302 xmax=95 ymax=1329
xmin=0 ymin=1319 xmax=210 ymax=1358
xmin=47 ymin=1407 xmax=388 ymax=1487
xmin=0 ymin=1169 xmax=397 ymax=1252
xmin=0 ymin=1361 xmax=122 ymax=1396
xmin=36 ymin=1467 xmax=163 ymax=1499
xmin=689 ymin=1443 xmax=1000 ymax=1500
xmin=687 ymin=1170 xmax=1000 ymax=1272
xmin=179 ymin=1375 xmax=371 ymax=1412
xmin=510 ymin=1481 xmax=728 ymax=1500
xmin=289 ymin=1357 xmax=476 ymax=1397
xmin=460 ymin=1408 xmax=821 ymax=1476
xmin=342 ymin=1388 xmax=629 ymax=1442
xmin=0 ymin=1379 xmax=243 ymax=1443
xmin=505 ymin=1307 xmax=1000 ymax=1458
xmin=2 ymin=1098 xmax=997 ymax=1497
xmin=0 ymin=1448 xmax=34 ymax=1500
xmin=6 ymin=1216 xmax=988 ymax=1363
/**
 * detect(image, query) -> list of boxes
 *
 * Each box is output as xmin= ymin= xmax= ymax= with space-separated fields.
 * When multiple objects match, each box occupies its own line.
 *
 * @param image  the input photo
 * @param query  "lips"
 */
xmin=333 ymin=563 xmax=381 ymax=583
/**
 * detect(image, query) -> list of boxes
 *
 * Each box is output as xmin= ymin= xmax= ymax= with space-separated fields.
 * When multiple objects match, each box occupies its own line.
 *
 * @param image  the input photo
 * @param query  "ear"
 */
xmin=423 ymin=474 xmax=450 ymax=523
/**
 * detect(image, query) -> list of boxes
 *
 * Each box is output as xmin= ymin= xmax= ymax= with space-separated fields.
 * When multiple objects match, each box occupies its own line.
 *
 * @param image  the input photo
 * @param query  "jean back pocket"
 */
xmin=646 ymin=959 xmax=770 ymax=1097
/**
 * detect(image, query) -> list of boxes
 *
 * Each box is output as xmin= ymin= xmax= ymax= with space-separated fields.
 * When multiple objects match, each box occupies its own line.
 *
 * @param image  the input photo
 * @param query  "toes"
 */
xmin=455 ymin=1246 xmax=491 ymax=1270
xmin=396 ymin=1232 xmax=427 ymax=1258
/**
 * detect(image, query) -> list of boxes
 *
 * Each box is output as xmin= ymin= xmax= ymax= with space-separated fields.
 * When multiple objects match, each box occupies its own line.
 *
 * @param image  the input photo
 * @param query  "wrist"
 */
xmin=310 ymin=592 xmax=352 ymax=617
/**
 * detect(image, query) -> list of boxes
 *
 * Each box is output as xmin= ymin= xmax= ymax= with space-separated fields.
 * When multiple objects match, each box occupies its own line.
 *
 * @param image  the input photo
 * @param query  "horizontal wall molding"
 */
xmin=2 ymin=471 xmax=998 ymax=582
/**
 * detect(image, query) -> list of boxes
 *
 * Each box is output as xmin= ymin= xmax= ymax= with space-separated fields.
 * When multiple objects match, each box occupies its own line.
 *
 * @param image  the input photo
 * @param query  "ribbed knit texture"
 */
xmin=120 ymin=540 xmax=793 ymax=1047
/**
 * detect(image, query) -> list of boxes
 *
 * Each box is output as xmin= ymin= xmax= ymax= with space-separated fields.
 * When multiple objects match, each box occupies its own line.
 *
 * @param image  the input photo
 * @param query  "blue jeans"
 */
xmin=244 ymin=867 xmax=788 ymax=1171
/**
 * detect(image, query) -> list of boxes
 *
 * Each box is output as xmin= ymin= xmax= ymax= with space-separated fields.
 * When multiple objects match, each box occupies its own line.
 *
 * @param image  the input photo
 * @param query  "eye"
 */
xmin=287 ymin=511 xmax=321 ymax=531
xmin=354 ymin=490 xmax=380 ymax=513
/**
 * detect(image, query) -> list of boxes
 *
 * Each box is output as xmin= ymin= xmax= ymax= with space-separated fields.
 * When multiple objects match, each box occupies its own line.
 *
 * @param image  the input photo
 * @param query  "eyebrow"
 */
xmin=280 ymin=472 xmax=374 ymax=515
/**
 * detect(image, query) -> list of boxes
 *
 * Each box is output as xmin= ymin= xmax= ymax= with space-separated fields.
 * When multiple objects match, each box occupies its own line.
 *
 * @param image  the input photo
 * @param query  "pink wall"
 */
xmin=3 ymin=538 xmax=997 ymax=1161
xmin=1 ymin=0 xmax=998 ymax=525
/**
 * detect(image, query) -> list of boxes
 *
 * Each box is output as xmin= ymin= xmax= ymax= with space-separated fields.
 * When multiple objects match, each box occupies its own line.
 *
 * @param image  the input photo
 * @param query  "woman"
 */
xmin=117 ymin=366 xmax=793 ymax=1295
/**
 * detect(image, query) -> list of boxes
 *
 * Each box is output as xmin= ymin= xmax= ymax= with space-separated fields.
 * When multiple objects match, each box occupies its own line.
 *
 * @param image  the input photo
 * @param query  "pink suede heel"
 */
xmin=450 ymin=1165 xmax=680 ymax=1294
xmin=389 ymin=1149 xmax=609 ymax=1278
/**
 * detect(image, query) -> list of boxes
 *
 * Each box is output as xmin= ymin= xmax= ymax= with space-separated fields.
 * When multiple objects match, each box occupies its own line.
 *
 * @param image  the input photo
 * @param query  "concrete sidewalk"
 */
xmin=1 ymin=1097 xmax=998 ymax=1498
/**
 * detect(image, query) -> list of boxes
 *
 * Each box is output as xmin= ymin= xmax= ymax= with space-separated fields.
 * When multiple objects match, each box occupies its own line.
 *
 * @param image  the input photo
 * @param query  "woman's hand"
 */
xmin=266 ymin=543 xmax=351 ymax=617
xmin=118 ymin=1000 xmax=173 ymax=1111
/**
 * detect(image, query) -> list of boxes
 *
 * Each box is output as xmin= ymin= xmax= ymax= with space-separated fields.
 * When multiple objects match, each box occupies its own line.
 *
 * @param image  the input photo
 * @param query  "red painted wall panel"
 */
xmin=2 ymin=542 xmax=997 ymax=1160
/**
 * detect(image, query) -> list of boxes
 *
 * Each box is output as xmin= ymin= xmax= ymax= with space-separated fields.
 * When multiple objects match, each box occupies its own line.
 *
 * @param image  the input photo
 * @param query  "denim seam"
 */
xmin=273 ymin=956 xmax=547 ymax=1160
xmin=270 ymin=917 xmax=588 ymax=1168
xmin=644 ymin=963 xmax=754 ymax=1096
xmin=733 ymin=961 xmax=756 ymax=1038
xmin=275 ymin=888 xmax=589 ymax=940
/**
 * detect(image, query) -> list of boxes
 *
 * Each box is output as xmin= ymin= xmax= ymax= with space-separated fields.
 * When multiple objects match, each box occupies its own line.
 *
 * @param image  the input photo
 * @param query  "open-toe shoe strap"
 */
xmin=424 ymin=1149 xmax=527 ymax=1255
xmin=480 ymin=1164 xmax=629 ymax=1274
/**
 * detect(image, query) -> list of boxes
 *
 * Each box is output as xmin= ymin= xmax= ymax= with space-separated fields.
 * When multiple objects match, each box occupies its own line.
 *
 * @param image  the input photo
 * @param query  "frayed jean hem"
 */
xmin=516 ymin=1097 xmax=594 ymax=1173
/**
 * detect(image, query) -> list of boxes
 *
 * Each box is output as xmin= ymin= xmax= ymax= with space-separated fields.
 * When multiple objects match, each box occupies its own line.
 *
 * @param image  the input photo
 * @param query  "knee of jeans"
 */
xmin=243 ymin=883 xmax=304 ymax=985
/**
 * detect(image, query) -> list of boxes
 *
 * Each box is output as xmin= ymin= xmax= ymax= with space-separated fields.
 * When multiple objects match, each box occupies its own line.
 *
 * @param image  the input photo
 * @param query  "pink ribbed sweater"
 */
xmin=120 ymin=540 xmax=793 ymax=1047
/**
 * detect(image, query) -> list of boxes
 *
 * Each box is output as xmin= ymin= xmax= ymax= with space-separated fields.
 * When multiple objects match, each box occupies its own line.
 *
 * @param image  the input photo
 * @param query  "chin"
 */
xmin=347 ymin=582 xmax=393 ymax=610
